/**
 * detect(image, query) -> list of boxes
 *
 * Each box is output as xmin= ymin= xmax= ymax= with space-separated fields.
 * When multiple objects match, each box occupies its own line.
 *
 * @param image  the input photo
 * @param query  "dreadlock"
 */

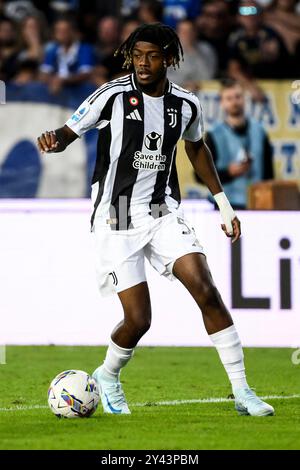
xmin=114 ymin=23 xmax=184 ymax=70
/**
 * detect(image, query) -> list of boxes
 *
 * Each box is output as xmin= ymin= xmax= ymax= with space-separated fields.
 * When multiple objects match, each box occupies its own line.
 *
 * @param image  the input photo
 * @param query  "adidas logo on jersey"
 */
xmin=126 ymin=109 xmax=142 ymax=121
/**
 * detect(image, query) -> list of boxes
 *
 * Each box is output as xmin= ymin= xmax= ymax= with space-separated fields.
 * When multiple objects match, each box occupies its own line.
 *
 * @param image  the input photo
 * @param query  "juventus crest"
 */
xmin=167 ymin=108 xmax=178 ymax=128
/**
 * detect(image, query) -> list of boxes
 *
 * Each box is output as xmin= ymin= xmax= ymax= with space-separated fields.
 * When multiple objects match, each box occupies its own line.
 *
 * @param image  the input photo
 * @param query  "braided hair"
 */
xmin=115 ymin=23 xmax=184 ymax=70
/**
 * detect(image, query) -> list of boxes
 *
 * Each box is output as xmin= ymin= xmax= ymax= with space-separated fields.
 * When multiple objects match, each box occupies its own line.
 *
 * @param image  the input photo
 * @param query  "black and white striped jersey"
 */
xmin=65 ymin=73 xmax=204 ymax=230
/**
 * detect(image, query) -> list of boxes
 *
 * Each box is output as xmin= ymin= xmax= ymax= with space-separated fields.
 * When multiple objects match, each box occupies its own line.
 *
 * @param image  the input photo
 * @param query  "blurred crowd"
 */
xmin=0 ymin=0 xmax=299 ymax=102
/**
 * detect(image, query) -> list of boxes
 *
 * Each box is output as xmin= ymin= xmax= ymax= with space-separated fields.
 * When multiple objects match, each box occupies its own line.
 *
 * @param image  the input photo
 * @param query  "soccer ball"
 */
xmin=48 ymin=370 xmax=100 ymax=418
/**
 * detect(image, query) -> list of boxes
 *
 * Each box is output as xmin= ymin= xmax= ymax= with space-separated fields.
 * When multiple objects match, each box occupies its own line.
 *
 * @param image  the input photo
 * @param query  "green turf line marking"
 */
xmin=0 ymin=394 xmax=299 ymax=412
xmin=132 ymin=394 xmax=300 ymax=407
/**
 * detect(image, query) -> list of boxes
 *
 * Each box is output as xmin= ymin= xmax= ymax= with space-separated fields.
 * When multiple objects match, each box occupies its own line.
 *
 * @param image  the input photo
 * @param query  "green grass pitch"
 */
xmin=0 ymin=346 xmax=299 ymax=450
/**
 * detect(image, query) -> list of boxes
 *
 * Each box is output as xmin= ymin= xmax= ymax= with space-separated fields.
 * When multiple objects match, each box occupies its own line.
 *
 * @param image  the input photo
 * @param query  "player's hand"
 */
xmin=37 ymin=131 xmax=59 ymax=153
xmin=214 ymin=192 xmax=241 ymax=243
xmin=221 ymin=216 xmax=241 ymax=243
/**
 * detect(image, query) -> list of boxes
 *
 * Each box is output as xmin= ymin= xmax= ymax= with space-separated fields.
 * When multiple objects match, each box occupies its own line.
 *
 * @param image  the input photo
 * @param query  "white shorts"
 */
xmin=92 ymin=211 xmax=205 ymax=296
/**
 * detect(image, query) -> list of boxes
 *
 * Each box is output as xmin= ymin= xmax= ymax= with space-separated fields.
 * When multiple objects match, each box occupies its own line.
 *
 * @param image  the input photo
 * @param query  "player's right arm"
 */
xmin=37 ymin=85 xmax=113 ymax=154
xmin=37 ymin=125 xmax=78 ymax=153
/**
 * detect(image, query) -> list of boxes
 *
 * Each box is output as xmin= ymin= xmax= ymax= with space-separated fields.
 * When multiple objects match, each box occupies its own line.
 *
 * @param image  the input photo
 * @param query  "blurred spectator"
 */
xmin=77 ymin=1 xmax=138 ymax=45
xmin=121 ymin=19 xmax=141 ymax=42
xmin=228 ymin=0 xmax=290 ymax=102
xmin=93 ymin=18 xmax=154 ymax=87
xmin=137 ymin=0 xmax=163 ymax=23
xmin=167 ymin=19 xmax=217 ymax=90
xmin=0 ymin=16 xmax=19 ymax=80
xmin=40 ymin=16 xmax=94 ymax=94
xmin=95 ymin=16 xmax=120 ymax=62
xmin=196 ymin=79 xmax=274 ymax=209
xmin=18 ymin=13 xmax=47 ymax=63
xmin=163 ymin=0 xmax=201 ymax=28
xmin=93 ymin=16 xmax=123 ymax=86
xmin=12 ymin=57 xmax=39 ymax=83
xmin=263 ymin=0 xmax=300 ymax=55
xmin=196 ymin=0 xmax=236 ymax=77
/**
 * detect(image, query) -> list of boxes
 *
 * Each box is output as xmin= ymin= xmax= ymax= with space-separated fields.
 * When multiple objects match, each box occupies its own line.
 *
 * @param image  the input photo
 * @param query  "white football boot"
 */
xmin=234 ymin=388 xmax=275 ymax=416
xmin=92 ymin=366 xmax=131 ymax=415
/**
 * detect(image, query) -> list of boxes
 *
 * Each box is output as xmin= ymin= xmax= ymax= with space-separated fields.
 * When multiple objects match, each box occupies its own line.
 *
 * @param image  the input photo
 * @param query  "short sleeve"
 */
xmin=40 ymin=43 xmax=57 ymax=74
xmin=65 ymin=90 xmax=107 ymax=136
xmin=182 ymin=98 xmax=204 ymax=142
xmin=77 ymin=43 xmax=95 ymax=73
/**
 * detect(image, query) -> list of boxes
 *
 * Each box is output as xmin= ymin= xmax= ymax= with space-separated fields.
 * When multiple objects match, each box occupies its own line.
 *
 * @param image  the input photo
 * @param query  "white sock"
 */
xmin=209 ymin=325 xmax=249 ymax=393
xmin=101 ymin=339 xmax=134 ymax=382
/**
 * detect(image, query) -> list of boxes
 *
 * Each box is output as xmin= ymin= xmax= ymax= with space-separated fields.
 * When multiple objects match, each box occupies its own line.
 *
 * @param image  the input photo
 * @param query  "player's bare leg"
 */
xmin=173 ymin=252 xmax=232 ymax=335
xmin=112 ymin=282 xmax=152 ymax=348
xmin=173 ymin=252 xmax=274 ymax=416
xmin=93 ymin=282 xmax=151 ymax=414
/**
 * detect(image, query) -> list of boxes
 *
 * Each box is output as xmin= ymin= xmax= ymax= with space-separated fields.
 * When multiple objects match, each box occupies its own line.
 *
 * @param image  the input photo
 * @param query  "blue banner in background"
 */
xmin=0 ymin=82 xmax=98 ymax=198
xmin=6 ymin=81 xmax=95 ymax=109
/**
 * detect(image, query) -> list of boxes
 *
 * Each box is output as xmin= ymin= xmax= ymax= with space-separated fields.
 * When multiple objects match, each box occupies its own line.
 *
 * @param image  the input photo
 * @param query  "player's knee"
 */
xmin=196 ymin=283 xmax=221 ymax=310
xmin=125 ymin=310 xmax=151 ymax=335
xmin=139 ymin=316 xmax=151 ymax=335
xmin=132 ymin=317 xmax=151 ymax=336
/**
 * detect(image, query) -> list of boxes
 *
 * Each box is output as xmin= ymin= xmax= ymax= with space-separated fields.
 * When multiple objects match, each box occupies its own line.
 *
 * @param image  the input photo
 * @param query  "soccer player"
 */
xmin=37 ymin=23 xmax=274 ymax=417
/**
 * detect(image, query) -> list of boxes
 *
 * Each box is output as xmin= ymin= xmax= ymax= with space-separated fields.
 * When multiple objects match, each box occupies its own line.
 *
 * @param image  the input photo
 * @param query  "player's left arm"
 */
xmin=185 ymin=138 xmax=241 ymax=242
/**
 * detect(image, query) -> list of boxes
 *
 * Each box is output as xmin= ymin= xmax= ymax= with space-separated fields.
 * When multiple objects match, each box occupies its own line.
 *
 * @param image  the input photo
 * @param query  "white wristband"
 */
xmin=213 ymin=192 xmax=236 ymax=235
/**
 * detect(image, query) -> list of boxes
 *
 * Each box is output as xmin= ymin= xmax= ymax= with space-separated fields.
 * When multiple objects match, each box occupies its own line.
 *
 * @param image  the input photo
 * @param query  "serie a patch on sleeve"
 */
xmin=71 ymin=103 xmax=90 ymax=123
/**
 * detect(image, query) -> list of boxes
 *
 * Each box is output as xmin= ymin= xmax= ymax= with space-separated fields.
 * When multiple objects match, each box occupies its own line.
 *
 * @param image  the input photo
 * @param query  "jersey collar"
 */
xmin=131 ymin=73 xmax=172 ymax=95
